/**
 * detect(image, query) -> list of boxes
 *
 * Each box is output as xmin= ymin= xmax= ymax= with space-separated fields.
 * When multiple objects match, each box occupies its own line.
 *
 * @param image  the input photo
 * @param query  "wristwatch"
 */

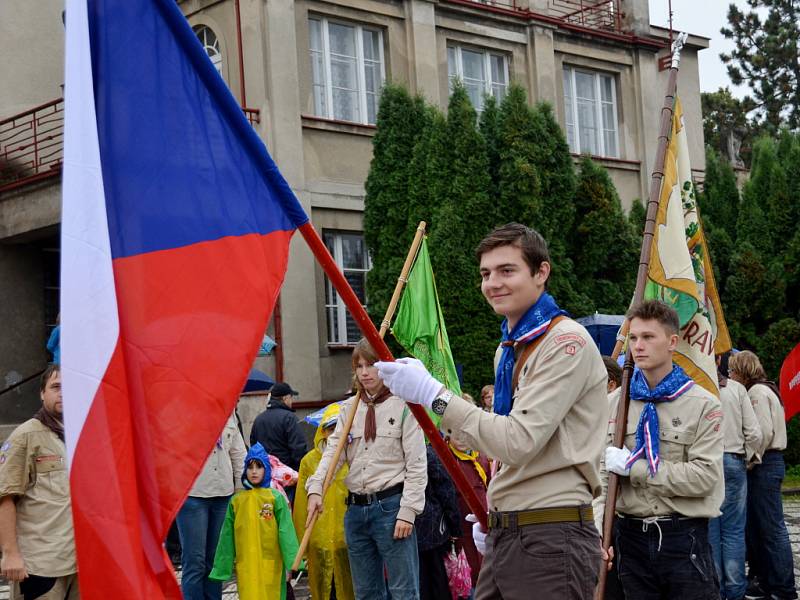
xmin=431 ymin=389 xmax=454 ymax=416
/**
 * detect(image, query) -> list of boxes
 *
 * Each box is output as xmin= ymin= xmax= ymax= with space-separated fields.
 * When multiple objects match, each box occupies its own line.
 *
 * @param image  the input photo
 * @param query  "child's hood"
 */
xmin=242 ymin=442 xmax=273 ymax=488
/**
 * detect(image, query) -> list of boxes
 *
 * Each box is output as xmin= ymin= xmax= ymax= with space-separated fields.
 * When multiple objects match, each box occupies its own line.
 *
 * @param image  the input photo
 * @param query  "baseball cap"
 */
xmin=270 ymin=382 xmax=299 ymax=398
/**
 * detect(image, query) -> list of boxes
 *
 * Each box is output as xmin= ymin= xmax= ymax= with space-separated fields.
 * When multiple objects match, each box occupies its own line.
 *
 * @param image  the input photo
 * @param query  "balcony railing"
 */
xmin=0 ymin=100 xmax=262 ymax=194
xmin=0 ymin=98 xmax=64 ymax=193
xmin=548 ymin=0 xmax=622 ymax=33
xmin=459 ymin=0 xmax=519 ymax=9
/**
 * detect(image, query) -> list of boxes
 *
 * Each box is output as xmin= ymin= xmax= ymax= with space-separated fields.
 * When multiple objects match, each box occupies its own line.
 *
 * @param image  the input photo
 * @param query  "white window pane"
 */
xmin=604 ymin=130 xmax=617 ymax=157
xmin=362 ymin=29 xmax=380 ymax=62
xmin=490 ymin=55 xmax=506 ymax=85
xmin=491 ymin=84 xmax=507 ymax=102
xmin=329 ymin=22 xmax=356 ymax=57
xmin=331 ymin=56 xmax=358 ymax=89
xmin=447 ymin=47 xmax=457 ymax=78
xmin=333 ymin=88 xmax=359 ymax=122
xmin=566 ymin=123 xmax=576 ymax=152
xmin=364 ymin=61 xmax=381 ymax=95
xmin=602 ymin=102 xmax=615 ymax=132
xmin=562 ymin=68 xmax=573 ymax=101
xmin=577 ymin=100 xmax=598 ymax=154
xmin=600 ymin=75 xmax=614 ymax=103
xmin=462 ymin=50 xmax=485 ymax=82
xmin=465 ymin=82 xmax=483 ymax=111
xmin=309 ymin=19 xmax=323 ymax=52
xmin=367 ymin=92 xmax=378 ymax=124
xmin=575 ymin=71 xmax=596 ymax=100
xmin=341 ymin=235 xmax=366 ymax=269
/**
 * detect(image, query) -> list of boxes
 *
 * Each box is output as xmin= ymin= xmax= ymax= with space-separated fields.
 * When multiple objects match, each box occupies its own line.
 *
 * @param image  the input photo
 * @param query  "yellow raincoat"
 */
xmin=293 ymin=404 xmax=354 ymax=600
xmin=210 ymin=444 xmax=299 ymax=600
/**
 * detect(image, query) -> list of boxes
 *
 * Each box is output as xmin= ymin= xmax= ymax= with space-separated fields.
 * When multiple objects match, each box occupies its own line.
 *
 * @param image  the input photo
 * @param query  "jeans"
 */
xmin=709 ymin=453 xmax=748 ymax=599
xmin=344 ymin=493 xmax=420 ymax=600
xmin=176 ymin=495 xmax=231 ymax=600
xmin=615 ymin=515 xmax=719 ymax=599
xmin=746 ymin=451 xmax=797 ymax=599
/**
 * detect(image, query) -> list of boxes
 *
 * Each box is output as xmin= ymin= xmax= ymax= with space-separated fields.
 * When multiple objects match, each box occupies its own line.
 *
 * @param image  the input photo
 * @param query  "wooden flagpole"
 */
xmin=595 ymin=32 xmax=688 ymax=599
xmin=291 ymin=222 xmax=427 ymax=571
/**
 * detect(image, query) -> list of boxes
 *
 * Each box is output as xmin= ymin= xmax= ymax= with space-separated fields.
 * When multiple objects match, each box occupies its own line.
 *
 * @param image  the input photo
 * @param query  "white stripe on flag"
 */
xmin=62 ymin=0 xmax=120 ymax=465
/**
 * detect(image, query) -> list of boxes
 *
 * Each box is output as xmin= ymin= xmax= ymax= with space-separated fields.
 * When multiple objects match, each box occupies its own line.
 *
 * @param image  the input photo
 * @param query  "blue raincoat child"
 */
xmin=209 ymin=443 xmax=299 ymax=600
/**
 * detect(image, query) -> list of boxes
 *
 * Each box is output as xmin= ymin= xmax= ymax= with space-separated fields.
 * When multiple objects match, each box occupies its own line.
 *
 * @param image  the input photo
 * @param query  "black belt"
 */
xmin=347 ymin=482 xmax=404 ymax=506
xmin=616 ymin=513 xmax=708 ymax=530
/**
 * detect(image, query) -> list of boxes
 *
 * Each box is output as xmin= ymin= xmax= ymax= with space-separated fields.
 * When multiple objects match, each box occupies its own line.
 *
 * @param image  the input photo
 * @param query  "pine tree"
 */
xmin=364 ymin=84 xmax=425 ymax=326
xmin=406 ymin=105 xmax=442 ymax=232
xmin=480 ymin=94 xmax=502 ymax=200
xmin=428 ymin=83 xmax=499 ymax=394
xmin=757 ymin=318 xmax=800 ymax=380
xmin=628 ymin=198 xmax=646 ymax=246
xmin=570 ymin=157 xmax=638 ymax=313
xmin=699 ymin=148 xmax=740 ymax=233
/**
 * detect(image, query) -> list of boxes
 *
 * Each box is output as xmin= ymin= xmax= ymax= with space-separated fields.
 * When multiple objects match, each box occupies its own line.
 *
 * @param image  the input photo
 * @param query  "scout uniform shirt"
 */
xmin=719 ymin=378 xmax=761 ymax=460
xmin=749 ymin=383 xmax=787 ymax=459
xmin=0 ymin=419 xmax=76 ymax=577
xmin=597 ymin=383 xmax=724 ymax=522
xmin=306 ymin=394 xmax=427 ymax=524
xmin=440 ymin=318 xmax=608 ymax=512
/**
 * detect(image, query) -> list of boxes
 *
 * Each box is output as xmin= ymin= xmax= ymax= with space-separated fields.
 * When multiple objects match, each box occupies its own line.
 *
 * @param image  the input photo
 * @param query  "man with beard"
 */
xmin=0 ymin=365 xmax=79 ymax=599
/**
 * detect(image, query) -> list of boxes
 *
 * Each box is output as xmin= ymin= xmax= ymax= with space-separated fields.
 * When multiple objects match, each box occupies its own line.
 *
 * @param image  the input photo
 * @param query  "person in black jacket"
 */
xmin=249 ymin=382 xmax=307 ymax=501
xmin=416 ymin=444 xmax=462 ymax=600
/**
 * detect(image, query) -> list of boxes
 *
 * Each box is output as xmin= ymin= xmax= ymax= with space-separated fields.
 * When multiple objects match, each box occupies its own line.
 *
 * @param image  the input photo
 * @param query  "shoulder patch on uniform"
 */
xmin=554 ymin=333 xmax=587 ymax=347
xmin=705 ymin=409 xmax=723 ymax=421
xmin=565 ymin=345 xmax=577 ymax=355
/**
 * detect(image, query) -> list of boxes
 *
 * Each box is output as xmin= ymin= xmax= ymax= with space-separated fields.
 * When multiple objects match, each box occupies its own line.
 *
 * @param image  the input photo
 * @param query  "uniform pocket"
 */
xmin=374 ymin=426 xmax=402 ymax=460
xmin=659 ymin=428 xmax=696 ymax=462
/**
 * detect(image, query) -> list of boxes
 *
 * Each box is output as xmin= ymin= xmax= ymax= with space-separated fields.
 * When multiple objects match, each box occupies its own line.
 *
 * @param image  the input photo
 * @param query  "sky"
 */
xmin=647 ymin=0 xmax=751 ymax=98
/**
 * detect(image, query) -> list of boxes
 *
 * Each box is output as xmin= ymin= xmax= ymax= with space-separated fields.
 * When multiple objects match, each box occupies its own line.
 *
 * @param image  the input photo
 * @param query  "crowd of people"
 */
xmin=0 ymin=222 xmax=796 ymax=600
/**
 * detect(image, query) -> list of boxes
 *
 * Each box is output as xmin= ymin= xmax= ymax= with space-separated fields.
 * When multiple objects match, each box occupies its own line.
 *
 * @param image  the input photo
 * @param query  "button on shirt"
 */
xmin=0 ymin=419 xmax=76 ymax=577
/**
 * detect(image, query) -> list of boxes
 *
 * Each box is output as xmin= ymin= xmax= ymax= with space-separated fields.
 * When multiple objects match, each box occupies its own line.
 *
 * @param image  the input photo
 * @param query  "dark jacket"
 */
xmin=249 ymin=400 xmax=307 ymax=472
xmin=416 ymin=446 xmax=462 ymax=551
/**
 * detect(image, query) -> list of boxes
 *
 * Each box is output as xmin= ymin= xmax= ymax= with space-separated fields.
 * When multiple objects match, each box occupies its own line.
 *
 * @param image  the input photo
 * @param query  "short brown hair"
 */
xmin=728 ymin=350 xmax=766 ymax=389
xmin=351 ymin=338 xmax=381 ymax=394
xmin=475 ymin=223 xmax=550 ymax=276
xmin=626 ymin=300 xmax=680 ymax=335
xmin=40 ymin=364 xmax=60 ymax=392
xmin=602 ymin=356 xmax=622 ymax=387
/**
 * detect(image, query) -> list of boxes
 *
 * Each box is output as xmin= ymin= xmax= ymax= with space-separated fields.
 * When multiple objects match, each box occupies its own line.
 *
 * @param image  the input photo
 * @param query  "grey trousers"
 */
xmin=475 ymin=520 xmax=601 ymax=600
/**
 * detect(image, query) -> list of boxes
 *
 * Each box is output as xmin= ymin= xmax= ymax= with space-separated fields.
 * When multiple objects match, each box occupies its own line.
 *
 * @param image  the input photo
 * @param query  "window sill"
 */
xmin=327 ymin=343 xmax=358 ymax=351
xmin=570 ymin=153 xmax=641 ymax=171
xmin=301 ymin=114 xmax=377 ymax=137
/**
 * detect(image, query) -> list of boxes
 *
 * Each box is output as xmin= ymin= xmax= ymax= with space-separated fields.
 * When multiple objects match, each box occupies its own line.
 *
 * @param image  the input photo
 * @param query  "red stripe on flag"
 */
xmin=70 ymin=230 xmax=293 ymax=598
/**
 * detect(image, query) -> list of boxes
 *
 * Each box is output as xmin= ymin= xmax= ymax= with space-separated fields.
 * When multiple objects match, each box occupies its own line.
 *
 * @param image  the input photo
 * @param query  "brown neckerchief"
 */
xmin=34 ymin=407 xmax=65 ymax=443
xmin=509 ymin=315 xmax=568 ymax=393
xmin=364 ymin=387 xmax=392 ymax=442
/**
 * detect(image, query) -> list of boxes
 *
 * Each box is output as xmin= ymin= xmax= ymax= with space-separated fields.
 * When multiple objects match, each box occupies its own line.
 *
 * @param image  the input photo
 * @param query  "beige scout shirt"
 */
xmin=0 ymin=419 xmax=76 ymax=577
xmin=441 ymin=318 xmax=608 ymax=512
xmin=749 ymin=383 xmax=787 ymax=458
xmin=189 ymin=415 xmax=247 ymax=497
xmin=596 ymin=383 xmax=724 ymax=523
xmin=719 ymin=378 xmax=761 ymax=459
xmin=306 ymin=394 xmax=427 ymax=524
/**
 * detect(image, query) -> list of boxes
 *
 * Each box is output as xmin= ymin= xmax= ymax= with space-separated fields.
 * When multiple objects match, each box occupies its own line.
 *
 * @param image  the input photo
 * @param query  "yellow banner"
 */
xmin=645 ymin=98 xmax=732 ymax=396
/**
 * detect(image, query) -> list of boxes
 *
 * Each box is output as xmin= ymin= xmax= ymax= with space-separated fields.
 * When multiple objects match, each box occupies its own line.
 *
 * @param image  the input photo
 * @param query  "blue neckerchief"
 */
xmin=493 ymin=293 xmax=567 ymax=416
xmin=625 ymin=364 xmax=694 ymax=476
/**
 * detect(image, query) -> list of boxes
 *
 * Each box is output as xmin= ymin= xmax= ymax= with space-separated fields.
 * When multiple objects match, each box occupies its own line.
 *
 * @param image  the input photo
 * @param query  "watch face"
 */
xmin=432 ymin=397 xmax=448 ymax=416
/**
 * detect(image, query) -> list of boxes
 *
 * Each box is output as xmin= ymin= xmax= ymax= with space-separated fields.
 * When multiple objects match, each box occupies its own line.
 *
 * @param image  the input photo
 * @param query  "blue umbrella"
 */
xmin=242 ymin=369 xmax=275 ymax=393
xmin=304 ymin=401 xmax=345 ymax=427
xmin=576 ymin=313 xmax=625 ymax=356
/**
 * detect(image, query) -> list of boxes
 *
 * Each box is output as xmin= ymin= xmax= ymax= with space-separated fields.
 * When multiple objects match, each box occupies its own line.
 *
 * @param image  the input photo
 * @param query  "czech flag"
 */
xmin=61 ymin=0 xmax=308 ymax=597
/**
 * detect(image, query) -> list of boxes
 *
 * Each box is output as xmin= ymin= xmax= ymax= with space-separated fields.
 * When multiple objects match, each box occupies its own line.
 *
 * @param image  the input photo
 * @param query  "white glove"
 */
xmin=465 ymin=514 xmax=487 ymax=555
xmin=605 ymin=446 xmax=632 ymax=476
xmin=374 ymin=358 xmax=443 ymax=409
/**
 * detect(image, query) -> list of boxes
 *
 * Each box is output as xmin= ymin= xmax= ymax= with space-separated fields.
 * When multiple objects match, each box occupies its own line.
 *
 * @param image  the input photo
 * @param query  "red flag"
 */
xmin=780 ymin=341 xmax=800 ymax=422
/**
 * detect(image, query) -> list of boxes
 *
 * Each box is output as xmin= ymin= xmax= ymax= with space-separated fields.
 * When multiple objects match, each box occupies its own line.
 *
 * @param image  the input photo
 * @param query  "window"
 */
xmin=562 ymin=66 xmax=619 ymax=157
xmin=323 ymin=231 xmax=371 ymax=345
xmin=309 ymin=17 xmax=385 ymax=125
xmin=193 ymin=25 xmax=223 ymax=73
xmin=447 ymin=46 xmax=508 ymax=111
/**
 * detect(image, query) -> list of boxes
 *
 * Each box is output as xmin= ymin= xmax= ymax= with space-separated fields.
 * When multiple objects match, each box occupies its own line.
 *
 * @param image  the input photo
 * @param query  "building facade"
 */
xmin=0 ymin=0 xmax=709 ymax=422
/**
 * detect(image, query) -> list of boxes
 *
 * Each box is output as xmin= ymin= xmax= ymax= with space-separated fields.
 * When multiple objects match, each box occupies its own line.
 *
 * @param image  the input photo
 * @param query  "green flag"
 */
xmin=392 ymin=237 xmax=461 ymax=422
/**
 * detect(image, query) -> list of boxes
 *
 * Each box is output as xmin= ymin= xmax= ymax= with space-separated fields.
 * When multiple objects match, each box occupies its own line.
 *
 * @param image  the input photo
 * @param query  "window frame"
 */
xmin=447 ymin=44 xmax=510 ymax=111
xmin=323 ymin=231 xmax=372 ymax=346
xmin=193 ymin=25 xmax=223 ymax=74
xmin=562 ymin=65 xmax=620 ymax=158
xmin=309 ymin=16 xmax=386 ymax=126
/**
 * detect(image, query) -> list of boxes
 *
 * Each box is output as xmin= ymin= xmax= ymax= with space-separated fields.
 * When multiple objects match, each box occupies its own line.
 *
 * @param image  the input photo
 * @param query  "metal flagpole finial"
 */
xmin=671 ymin=32 xmax=688 ymax=69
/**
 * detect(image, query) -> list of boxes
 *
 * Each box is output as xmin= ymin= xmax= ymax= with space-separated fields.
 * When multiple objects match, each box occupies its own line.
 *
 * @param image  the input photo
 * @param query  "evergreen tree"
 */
xmin=479 ymin=94 xmax=502 ymax=200
xmin=701 ymin=88 xmax=758 ymax=168
xmin=628 ymin=198 xmax=646 ymax=247
xmin=405 ymin=105 xmax=442 ymax=231
xmin=364 ymin=84 xmax=425 ymax=325
xmin=570 ymin=157 xmax=638 ymax=313
xmin=699 ymin=148 xmax=740 ymax=233
xmin=428 ymin=83 xmax=499 ymax=394
xmin=757 ymin=318 xmax=800 ymax=380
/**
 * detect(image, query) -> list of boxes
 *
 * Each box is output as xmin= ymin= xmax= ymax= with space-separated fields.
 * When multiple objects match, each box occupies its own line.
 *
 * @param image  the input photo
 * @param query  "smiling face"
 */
xmin=41 ymin=370 xmax=63 ymax=416
xmin=355 ymin=357 xmax=383 ymax=396
xmin=629 ymin=317 xmax=678 ymax=385
xmin=479 ymin=244 xmax=550 ymax=330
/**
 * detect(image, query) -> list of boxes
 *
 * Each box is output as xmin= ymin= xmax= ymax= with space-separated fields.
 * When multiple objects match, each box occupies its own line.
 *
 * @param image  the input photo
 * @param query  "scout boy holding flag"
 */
xmin=377 ymin=223 xmax=608 ymax=600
